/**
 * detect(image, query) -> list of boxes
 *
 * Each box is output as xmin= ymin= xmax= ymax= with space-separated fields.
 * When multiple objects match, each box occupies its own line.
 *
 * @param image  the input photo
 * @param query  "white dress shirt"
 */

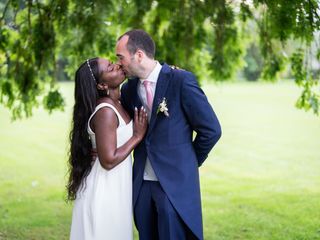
xmin=138 ymin=61 xmax=162 ymax=181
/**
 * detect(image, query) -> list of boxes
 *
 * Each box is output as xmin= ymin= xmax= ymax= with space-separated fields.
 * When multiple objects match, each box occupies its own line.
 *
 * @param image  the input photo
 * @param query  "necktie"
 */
xmin=143 ymin=80 xmax=153 ymax=110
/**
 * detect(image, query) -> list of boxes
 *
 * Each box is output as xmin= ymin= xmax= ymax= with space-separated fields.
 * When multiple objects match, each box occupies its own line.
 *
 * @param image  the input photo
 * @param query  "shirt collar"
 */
xmin=140 ymin=61 xmax=162 ymax=83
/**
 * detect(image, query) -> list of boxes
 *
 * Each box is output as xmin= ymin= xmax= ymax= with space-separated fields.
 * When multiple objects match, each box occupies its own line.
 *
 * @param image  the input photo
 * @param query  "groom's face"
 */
xmin=116 ymin=35 xmax=139 ymax=78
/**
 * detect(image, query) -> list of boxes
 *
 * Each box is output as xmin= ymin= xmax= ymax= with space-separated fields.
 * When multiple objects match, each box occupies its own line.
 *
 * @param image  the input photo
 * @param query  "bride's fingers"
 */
xmin=139 ymin=107 xmax=144 ymax=123
xmin=134 ymin=107 xmax=138 ymax=122
xmin=143 ymin=110 xmax=147 ymax=123
xmin=140 ymin=110 xmax=145 ymax=124
xmin=137 ymin=106 xmax=147 ymax=126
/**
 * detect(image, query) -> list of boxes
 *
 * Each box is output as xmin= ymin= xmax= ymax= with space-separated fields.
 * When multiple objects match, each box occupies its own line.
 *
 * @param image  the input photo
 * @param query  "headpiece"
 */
xmin=86 ymin=59 xmax=96 ymax=82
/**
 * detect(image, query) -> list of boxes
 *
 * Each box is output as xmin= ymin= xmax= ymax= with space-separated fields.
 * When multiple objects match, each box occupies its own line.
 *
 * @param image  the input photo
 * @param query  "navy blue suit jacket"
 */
xmin=121 ymin=63 xmax=221 ymax=239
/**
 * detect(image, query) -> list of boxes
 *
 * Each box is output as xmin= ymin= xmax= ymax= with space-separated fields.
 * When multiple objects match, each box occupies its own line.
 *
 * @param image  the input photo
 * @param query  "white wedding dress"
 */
xmin=70 ymin=103 xmax=133 ymax=240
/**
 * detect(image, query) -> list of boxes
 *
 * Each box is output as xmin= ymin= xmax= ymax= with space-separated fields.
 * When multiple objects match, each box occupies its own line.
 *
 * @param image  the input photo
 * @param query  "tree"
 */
xmin=243 ymin=43 xmax=264 ymax=81
xmin=0 ymin=0 xmax=319 ymax=119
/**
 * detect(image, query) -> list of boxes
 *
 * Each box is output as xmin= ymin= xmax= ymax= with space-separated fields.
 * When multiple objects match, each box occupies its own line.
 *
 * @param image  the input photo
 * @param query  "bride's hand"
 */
xmin=133 ymin=107 xmax=148 ymax=141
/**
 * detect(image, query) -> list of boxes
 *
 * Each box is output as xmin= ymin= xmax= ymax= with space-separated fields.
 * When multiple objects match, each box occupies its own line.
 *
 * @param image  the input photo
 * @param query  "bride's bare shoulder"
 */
xmin=96 ymin=97 xmax=114 ymax=106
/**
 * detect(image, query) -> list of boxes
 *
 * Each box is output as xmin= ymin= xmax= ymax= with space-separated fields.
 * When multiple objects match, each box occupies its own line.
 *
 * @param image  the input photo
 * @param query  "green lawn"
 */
xmin=0 ymin=81 xmax=319 ymax=240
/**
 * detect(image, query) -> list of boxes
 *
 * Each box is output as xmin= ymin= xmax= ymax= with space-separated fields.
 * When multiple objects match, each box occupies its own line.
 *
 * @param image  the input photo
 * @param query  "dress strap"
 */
xmin=88 ymin=103 xmax=126 ymax=134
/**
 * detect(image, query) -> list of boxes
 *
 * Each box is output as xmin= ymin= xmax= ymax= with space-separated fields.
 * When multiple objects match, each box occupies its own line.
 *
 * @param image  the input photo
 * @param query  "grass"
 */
xmin=0 ymin=81 xmax=319 ymax=239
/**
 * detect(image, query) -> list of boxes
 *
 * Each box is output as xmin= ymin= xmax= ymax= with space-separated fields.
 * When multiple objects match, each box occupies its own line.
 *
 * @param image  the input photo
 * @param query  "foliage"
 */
xmin=291 ymin=48 xmax=319 ymax=114
xmin=243 ymin=43 xmax=263 ymax=81
xmin=0 ymin=0 xmax=319 ymax=118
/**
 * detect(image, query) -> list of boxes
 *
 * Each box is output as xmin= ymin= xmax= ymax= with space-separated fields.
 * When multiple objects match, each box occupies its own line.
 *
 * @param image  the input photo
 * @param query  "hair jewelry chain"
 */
xmin=86 ymin=59 xmax=96 ymax=83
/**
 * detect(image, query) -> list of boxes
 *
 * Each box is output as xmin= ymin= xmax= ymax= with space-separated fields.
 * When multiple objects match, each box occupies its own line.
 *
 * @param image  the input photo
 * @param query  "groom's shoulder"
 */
xmin=162 ymin=63 xmax=195 ymax=81
xmin=171 ymin=68 xmax=198 ymax=88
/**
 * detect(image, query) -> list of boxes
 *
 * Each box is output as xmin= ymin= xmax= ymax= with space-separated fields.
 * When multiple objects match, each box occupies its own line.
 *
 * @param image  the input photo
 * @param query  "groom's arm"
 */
xmin=181 ymin=72 xmax=222 ymax=166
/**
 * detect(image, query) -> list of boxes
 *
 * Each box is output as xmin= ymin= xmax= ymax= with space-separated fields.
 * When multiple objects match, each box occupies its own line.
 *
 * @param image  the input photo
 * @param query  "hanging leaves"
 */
xmin=0 ymin=0 xmax=319 ymax=118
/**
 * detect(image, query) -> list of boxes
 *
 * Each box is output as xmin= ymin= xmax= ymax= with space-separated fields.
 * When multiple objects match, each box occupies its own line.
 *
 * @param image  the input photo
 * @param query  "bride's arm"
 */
xmin=94 ymin=107 xmax=147 ymax=170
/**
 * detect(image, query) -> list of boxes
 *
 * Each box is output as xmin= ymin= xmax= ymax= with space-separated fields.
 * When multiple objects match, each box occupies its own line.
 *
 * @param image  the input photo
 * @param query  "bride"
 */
xmin=67 ymin=58 xmax=147 ymax=240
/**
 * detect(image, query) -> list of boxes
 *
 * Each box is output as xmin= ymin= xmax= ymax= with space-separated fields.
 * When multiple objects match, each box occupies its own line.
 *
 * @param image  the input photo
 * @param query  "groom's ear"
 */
xmin=136 ymin=49 xmax=144 ymax=62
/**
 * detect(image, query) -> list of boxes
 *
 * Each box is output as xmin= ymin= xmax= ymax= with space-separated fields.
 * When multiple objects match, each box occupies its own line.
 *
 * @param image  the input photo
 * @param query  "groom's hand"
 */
xmin=170 ymin=65 xmax=184 ymax=70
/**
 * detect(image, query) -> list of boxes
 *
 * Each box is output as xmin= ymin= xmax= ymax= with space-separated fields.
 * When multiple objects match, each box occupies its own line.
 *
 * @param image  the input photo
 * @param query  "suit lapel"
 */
xmin=147 ymin=64 xmax=171 ymax=135
xmin=130 ymin=78 xmax=143 ymax=110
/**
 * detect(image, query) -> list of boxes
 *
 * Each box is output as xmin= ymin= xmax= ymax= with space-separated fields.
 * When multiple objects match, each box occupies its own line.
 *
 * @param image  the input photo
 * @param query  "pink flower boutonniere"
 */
xmin=157 ymin=97 xmax=169 ymax=117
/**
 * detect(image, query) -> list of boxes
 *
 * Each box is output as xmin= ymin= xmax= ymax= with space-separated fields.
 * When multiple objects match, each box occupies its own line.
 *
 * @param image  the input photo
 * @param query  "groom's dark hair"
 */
xmin=118 ymin=29 xmax=155 ymax=59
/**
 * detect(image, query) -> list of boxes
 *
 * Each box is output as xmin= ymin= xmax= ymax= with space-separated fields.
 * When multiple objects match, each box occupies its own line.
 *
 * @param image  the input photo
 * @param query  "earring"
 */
xmin=107 ymin=89 xmax=110 ymax=95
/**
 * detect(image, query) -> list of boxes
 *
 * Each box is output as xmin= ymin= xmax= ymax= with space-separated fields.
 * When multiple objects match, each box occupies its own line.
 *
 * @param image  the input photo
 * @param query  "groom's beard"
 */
xmin=124 ymin=64 xmax=143 ymax=79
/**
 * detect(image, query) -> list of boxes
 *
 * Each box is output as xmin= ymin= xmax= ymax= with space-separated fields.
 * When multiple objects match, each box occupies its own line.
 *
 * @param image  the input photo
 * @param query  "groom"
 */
xmin=116 ymin=29 xmax=221 ymax=240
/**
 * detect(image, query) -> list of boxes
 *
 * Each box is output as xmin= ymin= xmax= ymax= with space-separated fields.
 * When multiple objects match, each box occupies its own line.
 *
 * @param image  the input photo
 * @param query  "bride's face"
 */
xmin=98 ymin=58 xmax=126 ymax=88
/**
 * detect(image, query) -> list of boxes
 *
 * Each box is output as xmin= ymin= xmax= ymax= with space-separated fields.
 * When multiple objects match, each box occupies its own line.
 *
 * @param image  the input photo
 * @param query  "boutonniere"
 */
xmin=157 ymin=97 xmax=169 ymax=117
